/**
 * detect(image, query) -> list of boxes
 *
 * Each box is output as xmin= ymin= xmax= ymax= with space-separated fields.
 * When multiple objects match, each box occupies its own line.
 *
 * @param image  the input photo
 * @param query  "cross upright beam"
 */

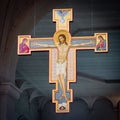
xmin=17 ymin=8 xmax=108 ymax=113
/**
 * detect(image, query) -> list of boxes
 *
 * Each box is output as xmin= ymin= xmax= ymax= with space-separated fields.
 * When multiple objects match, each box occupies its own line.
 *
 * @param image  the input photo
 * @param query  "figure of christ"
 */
xmin=34 ymin=34 xmax=94 ymax=101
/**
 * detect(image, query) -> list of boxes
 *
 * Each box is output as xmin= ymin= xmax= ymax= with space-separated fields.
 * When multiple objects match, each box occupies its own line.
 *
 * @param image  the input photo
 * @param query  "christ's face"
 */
xmin=58 ymin=35 xmax=66 ymax=44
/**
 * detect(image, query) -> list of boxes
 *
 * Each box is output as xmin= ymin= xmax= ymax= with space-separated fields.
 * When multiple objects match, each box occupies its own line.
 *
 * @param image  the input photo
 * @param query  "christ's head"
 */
xmin=58 ymin=34 xmax=67 ymax=45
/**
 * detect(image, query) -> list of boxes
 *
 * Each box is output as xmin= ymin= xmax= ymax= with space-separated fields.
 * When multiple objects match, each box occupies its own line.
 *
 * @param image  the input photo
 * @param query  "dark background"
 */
xmin=1 ymin=0 xmax=120 ymax=120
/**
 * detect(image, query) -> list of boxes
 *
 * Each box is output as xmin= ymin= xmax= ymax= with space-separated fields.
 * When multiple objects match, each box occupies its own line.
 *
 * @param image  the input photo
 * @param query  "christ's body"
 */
xmin=34 ymin=34 xmax=93 ymax=101
xmin=56 ymin=34 xmax=70 ymax=101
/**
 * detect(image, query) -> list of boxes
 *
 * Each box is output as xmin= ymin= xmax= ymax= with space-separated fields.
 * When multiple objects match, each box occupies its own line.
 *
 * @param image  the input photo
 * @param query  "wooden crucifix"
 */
xmin=17 ymin=8 xmax=108 ymax=113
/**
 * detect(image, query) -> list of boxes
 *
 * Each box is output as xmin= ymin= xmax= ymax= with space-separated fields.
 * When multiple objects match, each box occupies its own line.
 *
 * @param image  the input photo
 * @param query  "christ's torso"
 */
xmin=57 ymin=44 xmax=70 ymax=63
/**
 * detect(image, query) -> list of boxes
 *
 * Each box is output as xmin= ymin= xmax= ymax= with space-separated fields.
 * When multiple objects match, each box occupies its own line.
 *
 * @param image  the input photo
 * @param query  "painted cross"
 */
xmin=17 ymin=8 xmax=108 ymax=113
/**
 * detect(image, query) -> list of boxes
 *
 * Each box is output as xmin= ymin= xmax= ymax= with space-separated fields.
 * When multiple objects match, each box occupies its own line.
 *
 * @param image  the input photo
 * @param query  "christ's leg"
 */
xmin=57 ymin=74 xmax=67 ymax=101
xmin=60 ymin=73 xmax=68 ymax=101
xmin=56 ymin=62 xmax=68 ymax=101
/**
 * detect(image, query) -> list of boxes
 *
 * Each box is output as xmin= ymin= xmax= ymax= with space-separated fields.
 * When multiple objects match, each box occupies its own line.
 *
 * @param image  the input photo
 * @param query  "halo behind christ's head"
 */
xmin=53 ymin=30 xmax=71 ymax=45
